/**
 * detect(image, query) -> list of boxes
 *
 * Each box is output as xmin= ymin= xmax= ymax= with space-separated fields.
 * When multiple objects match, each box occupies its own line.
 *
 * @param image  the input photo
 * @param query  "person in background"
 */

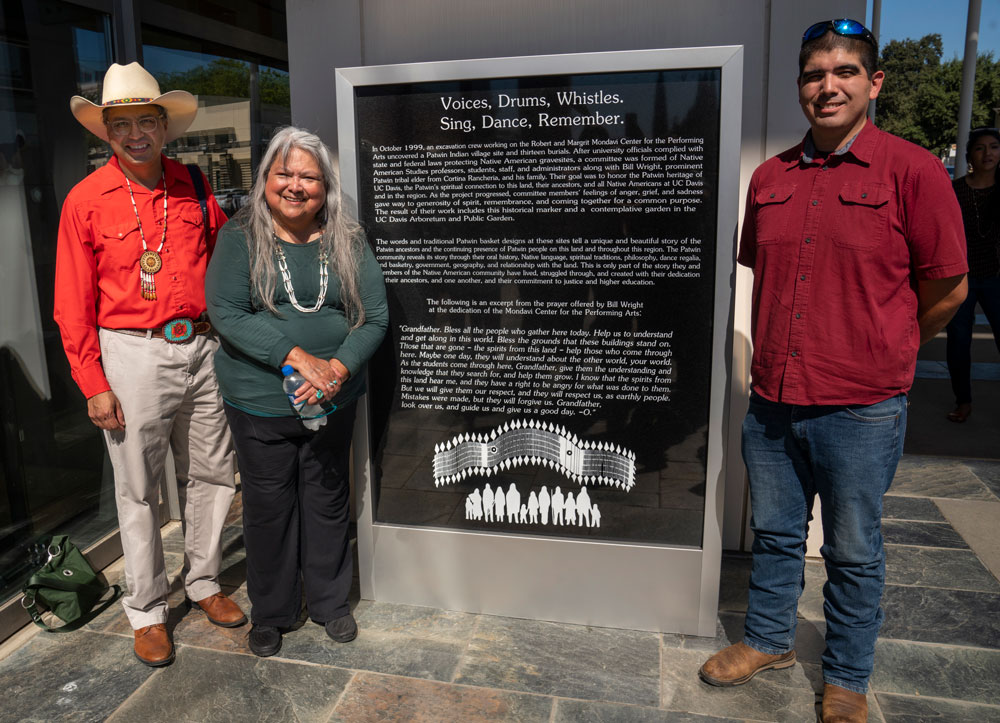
xmin=206 ymin=126 xmax=388 ymax=657
xmin=945 ymin=127 xmax=1000 ymax=423
xmin=54 ymin=62 xmax=245 ymax=667
xmin=698 ymin=20 xmax=967 ymax=723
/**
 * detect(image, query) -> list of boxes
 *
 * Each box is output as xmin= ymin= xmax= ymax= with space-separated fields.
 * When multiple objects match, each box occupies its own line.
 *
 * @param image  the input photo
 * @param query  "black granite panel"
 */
xmin=378 ymin=486 xmax=467 ymax=526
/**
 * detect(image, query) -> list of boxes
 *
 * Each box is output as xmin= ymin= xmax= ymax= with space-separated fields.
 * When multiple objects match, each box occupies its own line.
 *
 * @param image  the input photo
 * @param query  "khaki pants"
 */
xmin=99 ymin=328 xmax=235 ymax=629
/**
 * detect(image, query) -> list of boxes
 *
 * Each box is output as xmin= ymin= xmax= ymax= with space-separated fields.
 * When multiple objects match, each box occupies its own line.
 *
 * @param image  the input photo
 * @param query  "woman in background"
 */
xmin=207 ymin=127 xmax=387 ymax=656
xmin=945 ymin=127 xmax=1000 ymax=423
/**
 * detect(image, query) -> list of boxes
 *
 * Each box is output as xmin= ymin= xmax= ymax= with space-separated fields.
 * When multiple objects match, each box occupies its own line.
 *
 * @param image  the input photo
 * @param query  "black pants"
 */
xmin=224 ymin=403 xmax=356 ymax=627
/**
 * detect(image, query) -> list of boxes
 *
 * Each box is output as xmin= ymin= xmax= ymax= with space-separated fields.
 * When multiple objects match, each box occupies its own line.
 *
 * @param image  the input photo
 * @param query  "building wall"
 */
xmin=287 ymin=0 xmax=867 ymax=549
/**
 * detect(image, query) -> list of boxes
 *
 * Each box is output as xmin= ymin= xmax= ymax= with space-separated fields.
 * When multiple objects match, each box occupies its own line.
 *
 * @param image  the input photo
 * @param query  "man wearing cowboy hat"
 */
xmin=54 ymin=62 xmax=246 ymax=666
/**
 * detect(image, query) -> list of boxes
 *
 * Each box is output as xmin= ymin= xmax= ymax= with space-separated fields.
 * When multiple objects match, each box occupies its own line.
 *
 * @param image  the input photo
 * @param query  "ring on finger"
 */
xmin=327 ymin=380 xmax=337 ymax=388
xmin=315 ymin=389 xmax=325 ymax=400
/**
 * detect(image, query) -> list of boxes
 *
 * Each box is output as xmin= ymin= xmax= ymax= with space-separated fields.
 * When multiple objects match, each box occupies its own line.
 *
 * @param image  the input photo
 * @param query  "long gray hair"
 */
xmin=241 ymin=126 xmax=365 ymax=328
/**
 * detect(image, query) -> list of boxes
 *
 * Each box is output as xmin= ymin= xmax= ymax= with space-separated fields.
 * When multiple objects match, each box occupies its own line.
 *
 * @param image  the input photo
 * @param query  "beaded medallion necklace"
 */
xmin=124 ymin=171 xmax=167 ymax=301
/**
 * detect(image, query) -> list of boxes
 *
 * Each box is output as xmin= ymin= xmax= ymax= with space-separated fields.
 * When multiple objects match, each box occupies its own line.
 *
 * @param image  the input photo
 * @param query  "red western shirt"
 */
xmin=54 ymin=155 xmax=227 ymax=399
xmin=738 ymin=122 xmax=967 ymax=406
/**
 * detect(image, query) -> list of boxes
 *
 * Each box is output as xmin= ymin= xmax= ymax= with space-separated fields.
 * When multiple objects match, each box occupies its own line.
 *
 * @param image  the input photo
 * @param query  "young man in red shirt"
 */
xmin=698 ymin=20 xmax=967 ymax=722
xmin=54 ymin=63 xmax=246 ymax=666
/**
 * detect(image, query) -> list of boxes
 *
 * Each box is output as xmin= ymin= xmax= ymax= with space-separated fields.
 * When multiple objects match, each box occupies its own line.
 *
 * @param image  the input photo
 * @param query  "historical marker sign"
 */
xmin=338 ymin=47 xmax=742 ymax=634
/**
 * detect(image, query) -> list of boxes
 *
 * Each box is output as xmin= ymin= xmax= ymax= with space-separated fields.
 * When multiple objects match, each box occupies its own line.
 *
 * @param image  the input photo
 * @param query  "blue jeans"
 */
xmin=741 ymin=392 xmax=907 ymax=694
xmin=945 ymin=276 xmax=1000 ymax=405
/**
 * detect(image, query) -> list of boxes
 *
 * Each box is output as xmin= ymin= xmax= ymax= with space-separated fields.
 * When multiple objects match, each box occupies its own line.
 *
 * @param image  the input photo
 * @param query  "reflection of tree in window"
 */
xmin=155 ymin=59 xmax=289 ymax=105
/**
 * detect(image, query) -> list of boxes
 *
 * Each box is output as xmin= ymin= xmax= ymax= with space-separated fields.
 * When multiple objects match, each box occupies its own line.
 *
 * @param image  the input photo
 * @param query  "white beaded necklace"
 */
xmin=273 ymin=233 xmax=329 ymax=313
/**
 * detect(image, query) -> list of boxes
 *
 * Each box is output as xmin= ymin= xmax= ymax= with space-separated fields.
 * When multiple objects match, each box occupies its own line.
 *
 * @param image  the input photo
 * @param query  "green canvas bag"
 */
xmin=20 ymin=535 xmax=120 ymax=632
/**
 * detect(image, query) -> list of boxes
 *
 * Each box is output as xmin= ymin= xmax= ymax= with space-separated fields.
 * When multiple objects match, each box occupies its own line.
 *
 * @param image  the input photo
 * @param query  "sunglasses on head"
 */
xmin=802 ymin=19 xmax=877 ymax=48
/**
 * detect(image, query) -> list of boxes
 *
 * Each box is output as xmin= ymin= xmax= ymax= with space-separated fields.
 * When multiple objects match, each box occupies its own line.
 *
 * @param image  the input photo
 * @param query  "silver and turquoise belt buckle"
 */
xmin=162 ymin=317 xmax=195 ymax=343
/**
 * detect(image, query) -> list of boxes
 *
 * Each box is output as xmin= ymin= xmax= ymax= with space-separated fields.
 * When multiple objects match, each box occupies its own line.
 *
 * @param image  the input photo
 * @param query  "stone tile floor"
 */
xmin=2 ymin=455 xmax=999 ymax=722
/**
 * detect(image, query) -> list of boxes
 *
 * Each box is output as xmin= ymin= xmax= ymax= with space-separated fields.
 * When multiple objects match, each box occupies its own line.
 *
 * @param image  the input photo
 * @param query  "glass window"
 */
xmin=134 ymin=28 xmax=291 ymax=216
xmin=0 ymin=0 xmax=115 ymax=606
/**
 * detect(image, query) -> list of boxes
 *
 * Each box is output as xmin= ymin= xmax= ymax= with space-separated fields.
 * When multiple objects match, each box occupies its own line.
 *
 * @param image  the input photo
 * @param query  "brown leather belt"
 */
xmin=111 ymin=317 xmax=212 ymax=343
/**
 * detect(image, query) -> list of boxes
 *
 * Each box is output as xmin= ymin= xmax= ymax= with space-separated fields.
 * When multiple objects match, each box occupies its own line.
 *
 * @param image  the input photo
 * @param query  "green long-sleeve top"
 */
xmin=205 ymin=220 xmax=388 ymax=416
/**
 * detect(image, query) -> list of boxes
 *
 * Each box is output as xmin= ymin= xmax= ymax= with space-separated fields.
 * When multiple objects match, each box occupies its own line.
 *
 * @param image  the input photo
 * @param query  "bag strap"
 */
xmin=186 ymin=163 xmax=210 ymax=245
xmin=24 ymin=574 xmax=103 ymax=595
xmin=22 ymin=584 xmax=122 ymax=633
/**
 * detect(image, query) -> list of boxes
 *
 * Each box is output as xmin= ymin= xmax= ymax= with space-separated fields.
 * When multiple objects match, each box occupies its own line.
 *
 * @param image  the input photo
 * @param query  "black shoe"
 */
xmin=248 ymin=624 xmax=281 ymax=657
xmin=324 ymin=613 xmax=358 ymax=643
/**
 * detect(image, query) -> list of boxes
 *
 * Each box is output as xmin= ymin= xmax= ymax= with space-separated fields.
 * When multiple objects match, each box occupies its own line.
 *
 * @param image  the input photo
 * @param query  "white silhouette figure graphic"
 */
xmin=465 ymin=484 xmax=603 ymax=529
xmin=552 ymin=486 xmax=564 ymax=525
xmin=528 ymin=490 xmax=539 ymax=523
xmin=505 ymin=483 xmax=520 ymax=523
xmin=470 ymin=488 xmax=483 ymax=520
xmin=576 ymin=486 xmax=591 ymax=527
xmin=483 ymin=483 xmax=494 ymax=522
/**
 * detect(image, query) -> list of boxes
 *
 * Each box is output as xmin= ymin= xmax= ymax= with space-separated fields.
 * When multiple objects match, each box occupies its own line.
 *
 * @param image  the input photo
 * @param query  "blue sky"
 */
xmin=873 ymin=0 xmax=1000 ymax=60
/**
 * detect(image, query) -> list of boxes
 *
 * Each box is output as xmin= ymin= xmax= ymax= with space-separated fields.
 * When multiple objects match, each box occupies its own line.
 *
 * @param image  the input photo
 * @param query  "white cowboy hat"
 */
xmin=70 ymin=62 xmax=198 ymax=143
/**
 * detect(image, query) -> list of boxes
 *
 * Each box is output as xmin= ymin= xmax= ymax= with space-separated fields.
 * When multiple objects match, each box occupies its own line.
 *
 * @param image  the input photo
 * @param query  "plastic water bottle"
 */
xmin=281 ymin=365 xmax=328 ymax=430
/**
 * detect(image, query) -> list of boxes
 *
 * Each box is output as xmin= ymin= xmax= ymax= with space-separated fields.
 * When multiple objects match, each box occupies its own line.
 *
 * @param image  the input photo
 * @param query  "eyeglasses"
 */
xmin=802 ymin=19 xmax=877 ymax=48
xmin=105 ymin=116 xmax=162 ymax=137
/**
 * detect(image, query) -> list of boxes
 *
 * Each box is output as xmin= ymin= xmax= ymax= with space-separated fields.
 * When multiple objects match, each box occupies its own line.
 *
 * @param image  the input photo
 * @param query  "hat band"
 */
xmin=105 ymin=97 xmax=155 ymax=106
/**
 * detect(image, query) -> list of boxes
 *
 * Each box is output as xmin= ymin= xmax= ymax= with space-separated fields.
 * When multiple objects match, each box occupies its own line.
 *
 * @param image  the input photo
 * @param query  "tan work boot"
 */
xmin=699 ymin=641 xmax=796 ymax=686
xmin=821 ymin=683 xmax=867 ymax=722
xmin=133 ymin=623 xmax=174 ymax=666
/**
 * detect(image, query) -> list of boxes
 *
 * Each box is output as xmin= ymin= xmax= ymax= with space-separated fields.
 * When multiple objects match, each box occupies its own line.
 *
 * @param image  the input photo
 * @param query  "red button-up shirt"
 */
xmin=54 ymin=155 xmax=227 ymax=399
xmin=738 ymin=122 xmax=967 ymax=405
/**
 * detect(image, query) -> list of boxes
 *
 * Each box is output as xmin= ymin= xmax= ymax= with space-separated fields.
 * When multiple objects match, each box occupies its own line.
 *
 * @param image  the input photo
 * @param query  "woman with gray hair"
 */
xmin=206 ymin=126 xmax=387 ymax=656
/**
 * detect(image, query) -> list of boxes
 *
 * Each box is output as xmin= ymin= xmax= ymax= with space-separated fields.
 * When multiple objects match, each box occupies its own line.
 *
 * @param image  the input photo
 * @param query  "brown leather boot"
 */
xmin=699 ymin=642 xmax=796 ymax=686
xmin=188 ymin=592 xmax=247 ymax=628
xmin=133 ymin=624 xmax=174 ymax=666
xmin=821 ymin=683 xmax=867 ymax=722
